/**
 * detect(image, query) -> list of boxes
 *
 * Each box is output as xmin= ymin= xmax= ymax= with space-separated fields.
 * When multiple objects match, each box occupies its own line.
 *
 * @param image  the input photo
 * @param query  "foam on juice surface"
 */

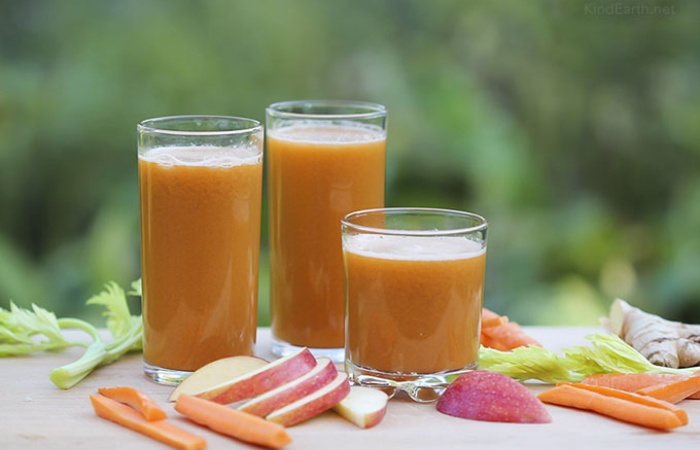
xmin=268 ymin=122 xmax=385 ymax=144
xmin=343 ymin=234 xmax=485 ymax=261
xmin=139 ymin=145 xmax=261 ymax=167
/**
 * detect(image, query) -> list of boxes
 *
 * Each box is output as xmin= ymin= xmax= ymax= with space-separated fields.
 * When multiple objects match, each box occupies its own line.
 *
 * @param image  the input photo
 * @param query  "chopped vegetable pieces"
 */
xmin=538 ymin=383 xmax=684 ymax=431
xmin=175 ymin=394 xmax=291 ymax=449
xmin=90 ymin=394 xmax=205 ymax=450
xmin=98 ymin=386 xmax=167 ymax=421
xmin=636 ymin=373 xmax=700 ymax=404
xmin=480 ymin=308 xmax=540 ymax=351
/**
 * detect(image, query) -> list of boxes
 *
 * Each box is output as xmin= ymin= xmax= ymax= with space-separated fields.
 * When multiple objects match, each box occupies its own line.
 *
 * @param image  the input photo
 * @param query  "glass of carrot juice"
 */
xmin=342 ymin=207 xmax=488 ymax=402
xmin=138 ymin=116 xmax=263 ymax=385
xmin=266 ymin=100 xmax=387 ymax=362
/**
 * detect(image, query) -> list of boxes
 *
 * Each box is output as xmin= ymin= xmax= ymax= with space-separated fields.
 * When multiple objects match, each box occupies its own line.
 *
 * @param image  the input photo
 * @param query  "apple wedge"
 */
xmin=169 ymin=355 xmax=269 ymax=402
xmin=437 ymin=370 xmax=551 ymax=423
xmin=238 ymin=357 xmax=338 ymax=417
xmin=265 ymin=372 xmax=350 ymax=427
xmin=195 ymin=347 xmax=318 ymax=405
xmin=333 ymin=386 xmax=388 ymax=429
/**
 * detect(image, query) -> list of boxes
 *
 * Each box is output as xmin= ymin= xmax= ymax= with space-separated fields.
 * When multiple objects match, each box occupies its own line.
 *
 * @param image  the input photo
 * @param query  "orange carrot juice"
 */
xmin=267 ymin=125 xmax=386 ymax=350
xmin=344 ymin=234 xmax=486 ymax=374
xmin=139 ymin=145 xmax=262 ymax=372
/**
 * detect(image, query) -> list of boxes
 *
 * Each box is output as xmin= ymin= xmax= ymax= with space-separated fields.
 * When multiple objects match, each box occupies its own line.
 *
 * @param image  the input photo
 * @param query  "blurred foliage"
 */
xmin=1 ymin=0 xmax=699 ymax=327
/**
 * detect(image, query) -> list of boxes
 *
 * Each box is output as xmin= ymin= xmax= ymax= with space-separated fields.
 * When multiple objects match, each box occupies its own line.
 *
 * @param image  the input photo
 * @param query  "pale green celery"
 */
xmin=0 ymin=280 xmax=143 ymax=389
xmin=0 ymin=303 xmax=78 ymax=355
xmin=478 ymin=332 xmax=698 ymax=384
xmin=479 ymin=344 xmax=577 ymax=383
xmin=49 ymin=318 xmax=107 ymax=389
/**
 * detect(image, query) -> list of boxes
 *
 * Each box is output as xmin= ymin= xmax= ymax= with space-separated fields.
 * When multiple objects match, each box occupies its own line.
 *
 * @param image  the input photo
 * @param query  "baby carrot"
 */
xmin=538 ymin=384 xmax=683 ymax=431
xmin=175 ymin=394 xmax=291 ymax=449
xmin=90 ymin=394 xmax=205 ymax=450
xmin=636 ymin=373 xmax=700 ymax=404
xmin=98 ymin=386 xmax=168 ymax=421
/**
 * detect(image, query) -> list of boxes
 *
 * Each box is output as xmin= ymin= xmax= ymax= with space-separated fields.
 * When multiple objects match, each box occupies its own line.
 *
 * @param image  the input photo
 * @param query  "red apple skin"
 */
xmin=238 ymin=357 xmax=338 ymax=417
xmin=266 ymin=372 xmax=351 ymax=427
xmin=197 ymin=347 xmax=317 ymax=404
xmin=437 ymin=370 xmax=552 ymax=424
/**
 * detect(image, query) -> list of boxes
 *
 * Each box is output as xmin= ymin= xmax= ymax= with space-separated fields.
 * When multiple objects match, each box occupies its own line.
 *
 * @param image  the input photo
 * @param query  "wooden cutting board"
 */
xmin=2 ymin=327 xmax=698 ymax=449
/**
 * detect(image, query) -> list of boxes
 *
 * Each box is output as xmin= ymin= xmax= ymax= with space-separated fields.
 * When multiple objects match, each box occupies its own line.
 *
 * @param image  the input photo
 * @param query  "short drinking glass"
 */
xmin=342 ymin=207 xmax=488 ymax=402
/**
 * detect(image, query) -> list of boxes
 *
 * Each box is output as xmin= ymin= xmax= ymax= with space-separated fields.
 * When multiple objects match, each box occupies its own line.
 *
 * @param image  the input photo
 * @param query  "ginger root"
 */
xmin=605 ymin=298 xmax=700 ymax=369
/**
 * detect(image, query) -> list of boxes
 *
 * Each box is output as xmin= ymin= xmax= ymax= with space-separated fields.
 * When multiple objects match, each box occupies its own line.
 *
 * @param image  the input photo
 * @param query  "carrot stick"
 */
xmin=90 ymin=394 xmax=206 ymax=450
xmin=636 ymin=373 xmax=700 ymax=404
xmin=481 ymin=321 xmax=541 ymax=350
xmin=581 ymin=373 xmax=688 ymax=392
xmin=175 ymin=394 xmax=291 ymax=449
xmin=559 ymin=382 xmax=687 ymax=425
xmin=98 ymin=386 xmax=168 ymax=421
xmin=537 ymin=384 xmax=683 ymax=430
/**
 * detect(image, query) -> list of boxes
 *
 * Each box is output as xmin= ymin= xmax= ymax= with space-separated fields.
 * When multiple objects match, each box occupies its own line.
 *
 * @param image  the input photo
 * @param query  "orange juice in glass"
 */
xmin=266 ymin=100 xmax=387 ymax=361
xmin=138 ymin=116 xmax=263 ymax=385
xmin=342 ymin=208 xmax=487 ymax=402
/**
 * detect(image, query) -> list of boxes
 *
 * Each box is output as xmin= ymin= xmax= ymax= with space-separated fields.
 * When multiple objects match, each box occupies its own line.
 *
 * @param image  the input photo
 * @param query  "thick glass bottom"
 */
xmin=345 ymin=359 xmax=477 ymax=403
xmin=143 ymin=361 xmax=192 ymax=385
xmin=271 ymin=337 xmax=344 ymax=363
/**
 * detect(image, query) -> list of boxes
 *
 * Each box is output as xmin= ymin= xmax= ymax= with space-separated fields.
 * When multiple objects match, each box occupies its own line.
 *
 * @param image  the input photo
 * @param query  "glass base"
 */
xmin=345 ymin=359 xmax=477 ymax=403
xmin=143 ymin=361 xmax=192 ymax=385
xmin=271 ymin=337 xmax=345 ymax=363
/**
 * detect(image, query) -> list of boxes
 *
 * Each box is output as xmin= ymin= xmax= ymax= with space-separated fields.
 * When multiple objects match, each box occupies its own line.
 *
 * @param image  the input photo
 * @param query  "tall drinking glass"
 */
xmin=266 ymin=100 xmax=387 ymax=361
xmin=138 ymin=116 xmax=263 ymax=385
xmin=342 ymin=207 xmax=488 ymax=402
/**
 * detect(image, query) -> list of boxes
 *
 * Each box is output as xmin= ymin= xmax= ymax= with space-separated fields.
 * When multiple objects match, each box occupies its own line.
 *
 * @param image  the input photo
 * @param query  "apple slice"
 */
xmin=266 ymin=372 xmax=351 ymax=427
xmin=333 ymin=386 xmax=388 ymax=429
xmin=238 ymin=357 xmax=338 ymax=417
xmin=436 ymin=370 xmax=551 ymax=423
xmin=196 ymin=347 xmax=317 ymax=405
xmin=169 ymin=355 xmax=269 ymax=402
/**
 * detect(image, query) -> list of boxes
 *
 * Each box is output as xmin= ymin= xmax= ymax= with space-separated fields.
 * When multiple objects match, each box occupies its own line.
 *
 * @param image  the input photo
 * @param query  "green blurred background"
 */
xmin=1 ymin=0 xmax=699 ymax=327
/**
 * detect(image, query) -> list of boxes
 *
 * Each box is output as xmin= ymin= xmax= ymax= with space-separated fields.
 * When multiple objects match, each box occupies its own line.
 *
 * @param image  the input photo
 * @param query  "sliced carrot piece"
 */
xmin=636 ymin=373 xmax=700 ymax=404
xmin=581 ymin=373 xmax=688 ymax=392
xmin=481 ymin=308 xmax=509 ymax=328
xmin=479 ymin=330 xmax=510 ymax=351
xmin=560 ymin=382 xmax=687 ymax=425
xmin=481 ymin=321 xmax=541 ymax=350
xmin=90 ymin=394 xmax=205 ymax=450
xmin=538 ymin=384 xmax=683 ymax=430
xmin=175 ymin=394 xmax=291 ymax=449
xmin=98 ymin=386 xmax=167 ymax=421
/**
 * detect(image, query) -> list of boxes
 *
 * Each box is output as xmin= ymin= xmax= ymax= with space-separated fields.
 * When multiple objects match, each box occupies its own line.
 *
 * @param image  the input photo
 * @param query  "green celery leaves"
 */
xmin=0 ymin=280 xmax=143 ymax=389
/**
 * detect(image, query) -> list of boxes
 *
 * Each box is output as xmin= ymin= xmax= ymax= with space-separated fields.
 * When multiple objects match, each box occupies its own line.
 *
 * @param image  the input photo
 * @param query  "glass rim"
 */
xmin=266 ymin=99 xmax=387 ymax=120
xmin=341 ymin=207 xmax=488 ymax=237
xmin=137 ymin=115 xmax=263 ymax=137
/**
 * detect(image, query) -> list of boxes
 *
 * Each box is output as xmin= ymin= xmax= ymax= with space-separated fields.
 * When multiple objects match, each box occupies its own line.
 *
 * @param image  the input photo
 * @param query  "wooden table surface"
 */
xmin=2 ymin=326 xmax=699 ymax=449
